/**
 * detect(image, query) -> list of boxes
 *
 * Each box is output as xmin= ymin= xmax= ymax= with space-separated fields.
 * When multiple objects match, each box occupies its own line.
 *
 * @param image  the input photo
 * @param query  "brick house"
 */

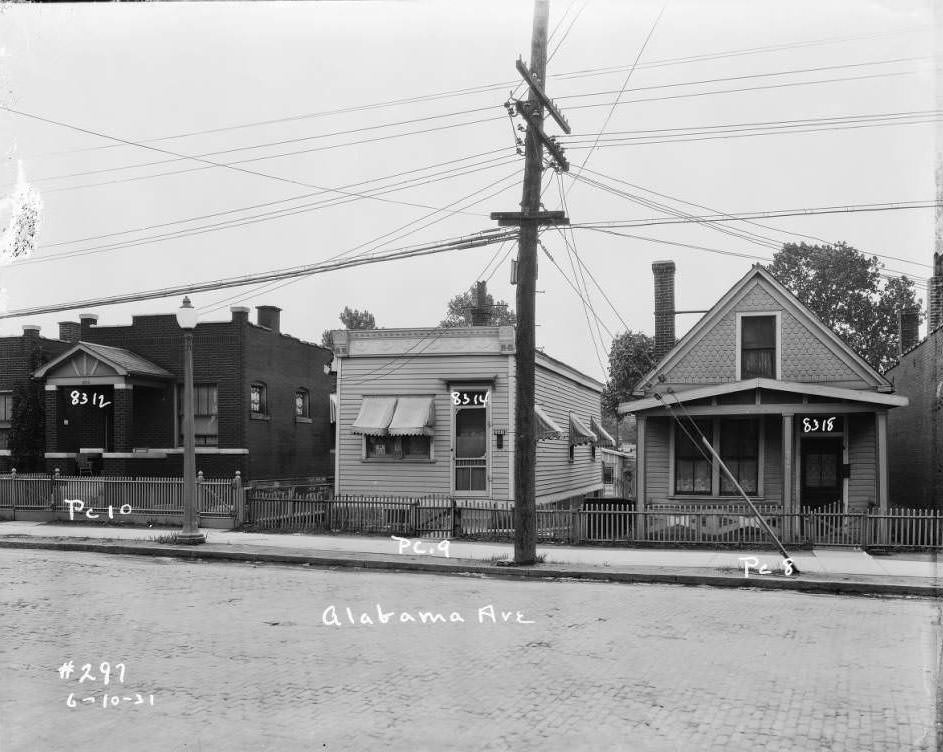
xmin=0 ymin=325 xmax=73 ymax=471
xmin=885 ymin=319 xmax=943 ymax=509
xmin=619 ymin=262 xmax=908 ymax=519
xmin=331 ymin=326 xmax=609 ymax=505
xmin=29 ymin=306 xmax=334 ymax=480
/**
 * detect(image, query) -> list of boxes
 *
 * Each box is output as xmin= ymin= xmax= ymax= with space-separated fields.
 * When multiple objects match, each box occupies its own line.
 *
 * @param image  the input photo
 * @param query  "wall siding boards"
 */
xmin=848 ymin=414 xmax=877 ymax=513
xmin=338 ymin=354 xmax=511 ymax=499
xmin=644 ymin=417 xmax=671 ymax=505
xmin=534 ymin=362 xmax=603 ymax=503
xmin=763 ymin=416 xmax=784 ymax=504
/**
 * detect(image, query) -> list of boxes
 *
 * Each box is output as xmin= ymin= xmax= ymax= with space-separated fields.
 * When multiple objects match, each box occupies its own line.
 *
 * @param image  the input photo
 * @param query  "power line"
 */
xmin=36 ymin=147 xmax=513 ymax=250
xmin=0 ymin=105 xmax=507 ymax=219
xmin=0 ymin=228 xmax=518 ymax=320
xmin=16 ymin=159 xmax=519 ymax=268
xmin=26 ymin=107 xmax=503 ymax=186
xmin=579 ymin=165 xmax=933 ymax=270
xmin=20 ymin=26 xmax=926 ymax=164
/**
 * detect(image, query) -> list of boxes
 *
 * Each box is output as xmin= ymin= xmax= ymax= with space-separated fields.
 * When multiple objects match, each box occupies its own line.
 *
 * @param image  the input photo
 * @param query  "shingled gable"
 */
xmin=33 ymin=341 xmax=173 ymax=380
xmin=633 ymin=264 xmax=891 ymax=395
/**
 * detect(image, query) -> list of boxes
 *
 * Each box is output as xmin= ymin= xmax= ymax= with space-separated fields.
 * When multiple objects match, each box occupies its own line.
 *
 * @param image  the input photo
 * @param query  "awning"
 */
xmin=388 ymin=396 xmax=435 ymax=436
xmin=329 ymin=394 xmax=337 ymax=424
xmin=590 ymin=415 xmax=615 ymax=447
xmin=351 ymin=396 xmax=397 ymax=436
xmin=535 ymin=404 xmax=564 ymax=441
xmin=569 ymin=413 xmax=596 ymax=446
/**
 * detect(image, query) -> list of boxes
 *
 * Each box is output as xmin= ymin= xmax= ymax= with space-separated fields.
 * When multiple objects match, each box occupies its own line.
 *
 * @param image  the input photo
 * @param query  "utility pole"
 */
xmin=491 ymin=0 xmax=570 ymax=565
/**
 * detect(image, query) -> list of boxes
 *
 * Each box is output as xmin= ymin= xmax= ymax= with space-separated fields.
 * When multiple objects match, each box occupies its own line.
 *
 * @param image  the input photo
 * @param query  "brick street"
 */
xmin=0 ymin=549 xmax=938 ymax=751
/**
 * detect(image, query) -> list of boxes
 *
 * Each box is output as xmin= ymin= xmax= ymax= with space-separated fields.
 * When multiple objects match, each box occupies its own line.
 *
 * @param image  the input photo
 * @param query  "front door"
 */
xmin=800 ymin=437 xmax=843 ymax=510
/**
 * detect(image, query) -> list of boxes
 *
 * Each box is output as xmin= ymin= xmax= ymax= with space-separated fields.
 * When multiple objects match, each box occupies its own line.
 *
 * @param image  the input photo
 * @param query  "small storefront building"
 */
xmin=332 ymin=326 xmax=608 ymax=505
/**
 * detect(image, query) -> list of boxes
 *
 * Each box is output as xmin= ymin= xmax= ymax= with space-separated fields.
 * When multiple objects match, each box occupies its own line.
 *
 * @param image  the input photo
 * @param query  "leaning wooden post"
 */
xmin=232 ymin=471 xmax=244 ymax=527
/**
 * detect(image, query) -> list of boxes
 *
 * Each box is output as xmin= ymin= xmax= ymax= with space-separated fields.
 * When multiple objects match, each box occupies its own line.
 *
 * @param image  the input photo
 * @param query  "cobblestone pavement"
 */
xmin=0 ymin=549 xmax=939 ymax=752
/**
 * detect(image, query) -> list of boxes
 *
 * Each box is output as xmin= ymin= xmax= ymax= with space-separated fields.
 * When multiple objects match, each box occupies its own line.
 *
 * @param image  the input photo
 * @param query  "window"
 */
xmin=719 ymin=418 xmax=759 ymax=494
xmin=602 ymin=464 xmax=614 ymax=485
xmin=0 ymin=392 xmax=12 ymax=450
xmin=365 ymin=435 xmax=431 ymax=460
xmin=674 ymin=419 xmax=712 ymax=494
xmin=454 ymin=391 xmax=488 ymax=492
xmin=295 ymin=389 xmax=309 ymax=418
xmin=741 ymin=315 xmax=776 ymax=379
xmin=250 ymin=383 xmax=267 ymax=416
xmin=177 ymin=384 xmax=218 ymax=446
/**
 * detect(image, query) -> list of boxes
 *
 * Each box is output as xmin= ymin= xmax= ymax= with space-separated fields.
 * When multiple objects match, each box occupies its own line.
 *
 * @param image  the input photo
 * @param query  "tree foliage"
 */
xmin=439 ymin=286 xmax=516 ymax=328
xmin=601 ymin=330 xmax=656 ymax=417
xmin=766 ymin=242 xmax=923 ymax=373
xmin=321 ymin=306 xmax=378 ymax=349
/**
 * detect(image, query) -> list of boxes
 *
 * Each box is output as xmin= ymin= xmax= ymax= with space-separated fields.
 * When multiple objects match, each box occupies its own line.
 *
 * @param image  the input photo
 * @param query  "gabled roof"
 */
xmin=620 ymin=377 xmax=909 ymax=414
xmin=33 ymin=341 xmax=173 ymax=380
xmin=634 ymin=264 xmax=891 ymax=393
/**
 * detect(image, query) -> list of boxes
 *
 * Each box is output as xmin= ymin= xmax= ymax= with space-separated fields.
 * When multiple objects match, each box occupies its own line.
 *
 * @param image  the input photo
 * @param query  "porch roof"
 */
xmin=618 ymin=377 xmax=909 ymax=415
xmin=33 ymin=341 xmax=174 ymax=380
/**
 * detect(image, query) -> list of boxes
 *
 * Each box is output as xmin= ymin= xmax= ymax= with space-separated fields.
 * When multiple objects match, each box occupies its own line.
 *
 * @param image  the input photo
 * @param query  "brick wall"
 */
xmin=244 ymin=323 xmax=334 ymax=479
xmin=886 ymin=328 xmax=943 ymax=509
xmin=652 ymin=261 xmax=676 ymax=361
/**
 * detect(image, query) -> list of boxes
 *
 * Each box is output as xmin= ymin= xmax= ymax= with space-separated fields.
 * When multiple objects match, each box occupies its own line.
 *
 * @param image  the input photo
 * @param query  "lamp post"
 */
xmin=176 ymin=297 xmax=205 ymax=544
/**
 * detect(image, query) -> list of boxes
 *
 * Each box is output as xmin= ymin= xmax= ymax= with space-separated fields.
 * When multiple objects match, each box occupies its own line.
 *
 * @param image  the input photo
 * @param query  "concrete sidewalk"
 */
xmin=1 ymin=520 xmax=941 ymax=597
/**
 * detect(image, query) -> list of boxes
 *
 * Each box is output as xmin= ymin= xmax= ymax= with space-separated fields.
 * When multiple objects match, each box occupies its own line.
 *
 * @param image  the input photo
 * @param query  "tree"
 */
xmin=321 ymin=306 xmax=377 ymax=348
xmin=601 ymin=330 xmax=656 ymax=418
xmin=9 ymin=344 xmax=46 ymax=472
xmin=439 ymin=285 xmax=516 ymax=328
xmin=766 ymin=242 xmax=923 ymax=373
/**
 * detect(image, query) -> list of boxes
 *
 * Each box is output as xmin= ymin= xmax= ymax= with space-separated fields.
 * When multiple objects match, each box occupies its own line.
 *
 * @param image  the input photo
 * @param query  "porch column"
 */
xmin=635 ymin=415 xmax=646 ymax=512
xmin=876 ymin=411 xmax=888 ymax=513
xmin=782 ymin=413 xmax=794 ymax=542
xmin=113 ymin=385 xmax=133 ymax=453
xmin=43 ymin=385 xmax=58 ymax=439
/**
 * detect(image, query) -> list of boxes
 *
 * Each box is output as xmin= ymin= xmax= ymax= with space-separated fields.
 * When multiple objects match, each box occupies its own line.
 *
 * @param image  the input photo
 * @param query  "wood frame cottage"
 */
xmin=619 ymin=264 xmax=908 ymax=519
xmin=331 ymin=326 xmax=608 ymax=505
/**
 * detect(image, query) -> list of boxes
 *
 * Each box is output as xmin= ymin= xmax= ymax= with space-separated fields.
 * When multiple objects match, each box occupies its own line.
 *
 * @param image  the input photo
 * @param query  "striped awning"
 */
xmin=329 ymin=394 xmax=337 ymax=424
xmin=569 ymin=413 xmax=595 ymax=446
xmin=590 ymin=415 xmax=615 ymax=447
xmin=388 ymin=396 xmax=435 ymax=436
xmin=351 ymin=396 xmax=397 ymax=436
xmin=535 ymin=404 xmax=564 ymax=441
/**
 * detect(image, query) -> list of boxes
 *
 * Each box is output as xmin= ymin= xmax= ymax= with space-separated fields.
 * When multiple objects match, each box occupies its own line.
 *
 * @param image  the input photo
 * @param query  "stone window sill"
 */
xmin=295 ymin=416 xmax=313 ymax=424
xmin=249 ymin=414 xmax=271 ymax=421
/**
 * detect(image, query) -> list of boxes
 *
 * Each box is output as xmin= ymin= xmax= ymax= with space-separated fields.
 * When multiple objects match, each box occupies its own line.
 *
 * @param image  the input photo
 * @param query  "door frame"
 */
xmin=798 ymin=426 xmax=848 ymax=512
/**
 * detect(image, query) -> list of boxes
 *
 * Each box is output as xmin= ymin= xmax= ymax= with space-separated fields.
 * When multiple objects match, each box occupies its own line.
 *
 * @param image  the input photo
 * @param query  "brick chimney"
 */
xmin=230 ymin=306 xmax=250 ymax=324
xmin=58 ymin=321 xmax=81 ymax=343
xmin=79 ymin=313 xmax=98 ymax=336
xmin=929 ymin=252 xmax=943 ymax=331
xmin=898 ymin=311 xmax=920 ymax=355
xmin=471 ymin=281 xmax=489 ymax=326
xmin=22 ymin=324 xmax=40 ymax=339
xmin=652 ymin=260 xmax=676 ymax=361
xmin=256 ymin=305 xmax=281 ymax=333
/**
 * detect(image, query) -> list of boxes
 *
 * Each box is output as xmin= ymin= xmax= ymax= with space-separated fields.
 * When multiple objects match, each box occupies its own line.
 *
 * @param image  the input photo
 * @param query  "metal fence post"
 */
xmin=11 ymin=467 xmax=17 ymax=521
xmin=196 ymin=470 xmax=204 ymax=525
xmin=51 ymin=467 xmax=61 ymax=515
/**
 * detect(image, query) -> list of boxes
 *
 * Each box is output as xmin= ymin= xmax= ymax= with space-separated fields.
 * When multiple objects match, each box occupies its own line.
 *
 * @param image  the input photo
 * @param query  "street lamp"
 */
xmin=175 ymin=296 xmax=205 ymax=545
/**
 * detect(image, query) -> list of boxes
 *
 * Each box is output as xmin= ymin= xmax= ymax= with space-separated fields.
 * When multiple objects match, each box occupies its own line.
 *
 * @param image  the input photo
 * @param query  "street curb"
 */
xmin=0 ymin=537 xmax=939 ymax=598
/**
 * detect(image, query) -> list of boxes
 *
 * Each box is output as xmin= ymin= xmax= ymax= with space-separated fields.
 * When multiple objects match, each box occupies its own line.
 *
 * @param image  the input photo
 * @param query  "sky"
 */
xmin=0 ymin=0 xmax=937 ymax=383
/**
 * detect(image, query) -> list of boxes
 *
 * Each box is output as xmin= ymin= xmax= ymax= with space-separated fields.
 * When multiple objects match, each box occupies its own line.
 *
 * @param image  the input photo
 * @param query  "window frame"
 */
xmin=249 ymin=382 xmax=268 ymax=418
xmin=668 ymin=417 xmax=765 ymax=498
xmin=671 ymin=418 xmax=714 ymax=496
xmin=735 ymin=311 xmax=781 ymax=380
xmin=0 ymin=390 xmax=12 ymax=451
xmin=175 ymin=383 xmax=219 ymax=447
xmin=451 ymin=385 xmax=490 ymax=495
xmin=294 ymin=388 xmax=310 ymax=421
xmin=361 ymin=434 xmax=434 ymax=462
xmin=719 ymin=417 xmax=760 ymax=495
